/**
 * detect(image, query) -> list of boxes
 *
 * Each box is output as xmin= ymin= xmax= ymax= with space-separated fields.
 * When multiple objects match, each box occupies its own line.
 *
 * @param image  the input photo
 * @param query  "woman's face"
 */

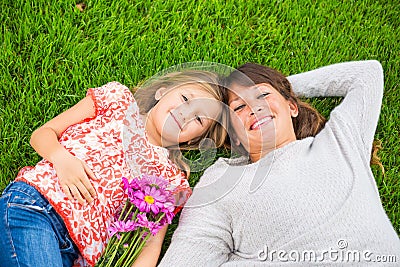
xmin=227 ymin=82 xmax=298 ymax=161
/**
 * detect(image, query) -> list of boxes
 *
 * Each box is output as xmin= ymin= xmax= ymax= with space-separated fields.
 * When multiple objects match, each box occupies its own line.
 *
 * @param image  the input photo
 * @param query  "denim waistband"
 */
xmin=0 ymin=181 xmax=80 ymax=265
xmin=3 ymin=181 xmax=50 ymax=207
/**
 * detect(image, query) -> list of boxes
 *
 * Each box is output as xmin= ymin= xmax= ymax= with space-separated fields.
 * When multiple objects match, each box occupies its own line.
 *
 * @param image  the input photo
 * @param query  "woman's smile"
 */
xmin=249 ymin=115 xmax=274 ymax=130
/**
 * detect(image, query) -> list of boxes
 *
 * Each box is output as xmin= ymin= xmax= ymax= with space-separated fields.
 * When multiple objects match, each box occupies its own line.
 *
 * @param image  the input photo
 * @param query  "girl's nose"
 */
xmin=178 ymin=105 xmax=193 ymax=123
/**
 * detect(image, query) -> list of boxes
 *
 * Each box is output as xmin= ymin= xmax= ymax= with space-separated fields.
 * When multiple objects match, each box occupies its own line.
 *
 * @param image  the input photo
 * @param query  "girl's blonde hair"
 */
xmin=134 ymin=70 xmax=228 ymax=175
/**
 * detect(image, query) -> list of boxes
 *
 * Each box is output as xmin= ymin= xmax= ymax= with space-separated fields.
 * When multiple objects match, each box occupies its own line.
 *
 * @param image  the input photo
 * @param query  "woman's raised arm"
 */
xmin=287 ymin=60 xmax=384 ymax=157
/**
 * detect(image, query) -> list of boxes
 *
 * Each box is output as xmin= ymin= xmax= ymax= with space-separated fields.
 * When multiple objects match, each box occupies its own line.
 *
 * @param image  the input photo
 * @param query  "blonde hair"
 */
xmin=134 ymin=70 xmax=228 ymax=175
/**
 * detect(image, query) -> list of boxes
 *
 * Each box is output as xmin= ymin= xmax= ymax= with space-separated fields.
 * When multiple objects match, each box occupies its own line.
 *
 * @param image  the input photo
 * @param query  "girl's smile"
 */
xmin=169 ymin=111 xmax=183 ymax=130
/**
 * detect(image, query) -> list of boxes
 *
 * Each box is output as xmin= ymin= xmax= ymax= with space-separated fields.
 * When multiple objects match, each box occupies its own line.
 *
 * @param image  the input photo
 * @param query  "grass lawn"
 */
xmin=1 ymin=0 xmax=399 ymax=259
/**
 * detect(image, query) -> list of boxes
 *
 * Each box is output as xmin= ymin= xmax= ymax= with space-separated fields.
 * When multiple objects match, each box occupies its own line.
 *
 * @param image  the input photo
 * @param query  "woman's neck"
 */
xmin=249 ymin=138 xmax=296 ymax=163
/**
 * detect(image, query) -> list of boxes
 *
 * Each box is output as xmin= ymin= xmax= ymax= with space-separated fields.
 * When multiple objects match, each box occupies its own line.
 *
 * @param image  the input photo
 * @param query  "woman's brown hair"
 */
xmin=223 ymin=63 xmax=381 ymax=168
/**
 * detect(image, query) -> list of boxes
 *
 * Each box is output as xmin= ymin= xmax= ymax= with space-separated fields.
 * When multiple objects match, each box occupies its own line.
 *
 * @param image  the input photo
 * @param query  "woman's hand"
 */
xmin=52 ymin=151 xmax=97 ymax=204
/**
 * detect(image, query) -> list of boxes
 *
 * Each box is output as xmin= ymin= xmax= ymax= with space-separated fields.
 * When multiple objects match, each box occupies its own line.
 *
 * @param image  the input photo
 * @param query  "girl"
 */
xmin=159 ymin=61 xmax=400 ymax=266
xmin=0 ymin=70 xmax=227 ymax=267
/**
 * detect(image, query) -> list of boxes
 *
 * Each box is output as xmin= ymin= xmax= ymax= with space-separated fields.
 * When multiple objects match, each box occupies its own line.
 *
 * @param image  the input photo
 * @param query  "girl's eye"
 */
xmin=196 ymin=115 xmax=203 ymax=125
xmin=182 ymin=94 xmax=188 ymax=102
xmin=233 ymin=104 xmax=245 ymax=112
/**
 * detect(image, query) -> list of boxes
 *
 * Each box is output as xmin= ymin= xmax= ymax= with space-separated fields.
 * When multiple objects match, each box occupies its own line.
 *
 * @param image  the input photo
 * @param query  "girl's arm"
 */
xmin=131 ymin=225 xmax=168 ymax=267
xmin=287 ymin=60 xmax=384 ymax=157
xmin=30 ymin=95 xmax=97 ymax=204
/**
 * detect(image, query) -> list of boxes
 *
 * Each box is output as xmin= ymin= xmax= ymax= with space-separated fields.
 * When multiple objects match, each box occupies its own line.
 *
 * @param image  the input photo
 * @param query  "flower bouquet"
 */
xmin=96 ymin=175 xmax=176 ymax=267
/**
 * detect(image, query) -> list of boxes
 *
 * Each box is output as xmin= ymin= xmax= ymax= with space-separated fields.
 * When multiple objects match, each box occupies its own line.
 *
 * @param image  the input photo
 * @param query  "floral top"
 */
xmin=15 ymin=82 xmax=192 ymax=266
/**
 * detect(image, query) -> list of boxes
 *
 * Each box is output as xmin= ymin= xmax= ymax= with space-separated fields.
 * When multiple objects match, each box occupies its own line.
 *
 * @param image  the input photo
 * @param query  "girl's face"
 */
xmin=228 ymin=83 xmax=298 ymax=161
xmin=145 ymin=84 xmax=222 ymax=147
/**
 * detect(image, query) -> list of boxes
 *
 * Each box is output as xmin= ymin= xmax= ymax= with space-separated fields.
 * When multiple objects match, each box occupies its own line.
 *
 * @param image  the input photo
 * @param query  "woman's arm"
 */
xmin=287 ymin=60 xmax=383 ymax=99
xmin=30 ymin=95 xmax=97 ymax=204
xmin=287 ymin=60 xmax=384 ymax=156
xmin=158 ymin=164 xmax=233 ymax=266
xmin=158 ymin=203 xmax=232 ymax=267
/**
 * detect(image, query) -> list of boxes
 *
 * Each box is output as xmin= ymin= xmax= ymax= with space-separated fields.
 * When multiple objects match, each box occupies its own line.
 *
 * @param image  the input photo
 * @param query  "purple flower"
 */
xmin=160 ymin=210 xmax=175 ymax=225
xmin=136 ymin=213 xmax=162 ymax=235
xmin=122 ymin=177 xmax=141 ymax=201
xmin=132 ymin=185 xmax=169 ymax=214
xmin=99 ymin=175 xmax=179 ymax=266
xmin=122 ymin=177 xmax=130 ymax=191
xmin=136 ymin=213 xmax=148 ymax=223
xmin=161 ymin=198 xmax=175 ymax=212
xmin=108 ymin=220 xmax=137 ymax=238
xmin=137 ymin=175 xmax=169 ymax=190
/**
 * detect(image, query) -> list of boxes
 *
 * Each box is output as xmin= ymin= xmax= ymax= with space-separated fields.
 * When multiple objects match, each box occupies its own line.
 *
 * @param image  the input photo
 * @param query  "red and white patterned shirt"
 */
xmin=15 ymin=82 xmax=192 ymax=266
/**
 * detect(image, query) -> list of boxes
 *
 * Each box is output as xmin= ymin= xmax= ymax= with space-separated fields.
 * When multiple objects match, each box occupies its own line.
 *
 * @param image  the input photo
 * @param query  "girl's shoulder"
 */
xmin=87 ymin=81 xmax=134 ymax=112
xmin=88 ymin=81 xmax=133 ymax=99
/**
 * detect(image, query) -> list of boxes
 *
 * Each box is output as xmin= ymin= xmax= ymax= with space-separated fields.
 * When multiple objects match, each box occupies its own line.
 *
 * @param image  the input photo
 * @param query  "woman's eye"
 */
xmin=259 ymin=92 xmax=270 ymax=98
xmin=182 ymin=94 xmax=188 ymax=101
xmin=195 ymin=115 xmax=203 ymax=125
xmin=233 ymin=104 xmax=245 ymax=112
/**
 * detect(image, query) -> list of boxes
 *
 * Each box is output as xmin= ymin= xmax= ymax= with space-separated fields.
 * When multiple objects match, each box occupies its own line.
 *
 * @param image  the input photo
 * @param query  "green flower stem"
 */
xmin=122 ymin=214 xmax=167 ymax=266
xmin=99 ymin=235 xmax=117 ymax=264
xmin=155 ymin=213 xmax=165 ymax=223
xmin=123 ymin=206 xmax=138 ymax=222
xmin=122 ymin=204 xmax=136 ymax=222
xmin=118 ymin=200 xmax=130 ymax=221
xmin=104 ymin=231 xmax=132 ymax=267
xmin=96 ymin=235 xmax=117 ymax=266
xmin=114 ymin=230 xmax=140 ymax=266
xmin=97 ymin=201 xmax=170 ymax=266
xmin=125 ymin=230 xmax=151 ymax=267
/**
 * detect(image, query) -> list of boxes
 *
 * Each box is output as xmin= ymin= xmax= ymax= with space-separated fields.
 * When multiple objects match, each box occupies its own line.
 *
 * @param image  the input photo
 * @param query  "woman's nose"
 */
xmin=249 ymin=105 xmax=263 ymax=116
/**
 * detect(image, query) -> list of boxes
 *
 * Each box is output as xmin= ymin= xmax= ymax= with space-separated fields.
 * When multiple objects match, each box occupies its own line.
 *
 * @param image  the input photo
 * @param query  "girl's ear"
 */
xmin=155 ymin=87 xmax=168 ymax=101
xmin=289 ymin=101 xmax=299 ymax=118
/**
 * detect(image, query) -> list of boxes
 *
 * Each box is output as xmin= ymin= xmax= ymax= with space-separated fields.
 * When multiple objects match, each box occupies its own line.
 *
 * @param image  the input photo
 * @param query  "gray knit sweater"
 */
xmin=159 ymin=61 xmax=400 ymax=266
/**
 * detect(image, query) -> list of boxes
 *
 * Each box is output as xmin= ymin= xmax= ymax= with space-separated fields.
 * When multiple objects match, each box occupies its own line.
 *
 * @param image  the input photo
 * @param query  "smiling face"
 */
xmin=144 ymin=83 xmax=222 ymax=147
xmin=228 ymin=82 xmax=298 ymax=162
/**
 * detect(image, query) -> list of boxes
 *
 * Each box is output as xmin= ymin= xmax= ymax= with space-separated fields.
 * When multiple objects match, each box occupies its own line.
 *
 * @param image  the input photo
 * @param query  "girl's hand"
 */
xmin=52 ymin=151 xmax=97 ymax=204
xmin=29 ymin=95 xmax=97 ymax=204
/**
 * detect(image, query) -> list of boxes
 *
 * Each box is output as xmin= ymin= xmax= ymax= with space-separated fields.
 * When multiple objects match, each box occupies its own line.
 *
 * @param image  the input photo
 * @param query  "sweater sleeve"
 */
xmin=287 ymin=60 xmax=384 ymax=157
xmin=158 ymin=166 xmax=233 ymax=267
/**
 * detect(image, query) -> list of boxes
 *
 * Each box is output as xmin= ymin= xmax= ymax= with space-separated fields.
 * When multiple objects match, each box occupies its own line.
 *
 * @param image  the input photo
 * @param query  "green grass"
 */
xmin=1 ymin=0 xmax=399 ymax=258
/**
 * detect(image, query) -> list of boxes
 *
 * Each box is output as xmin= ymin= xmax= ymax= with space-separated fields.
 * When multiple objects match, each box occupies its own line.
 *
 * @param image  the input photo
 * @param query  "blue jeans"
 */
xmin=0 ymin=181 xmax=80 ymax=267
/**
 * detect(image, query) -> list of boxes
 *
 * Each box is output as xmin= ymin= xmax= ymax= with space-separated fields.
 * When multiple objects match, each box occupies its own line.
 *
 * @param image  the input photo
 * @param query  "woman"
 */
xmin=159 ymin=61 xmax=400 ymax=266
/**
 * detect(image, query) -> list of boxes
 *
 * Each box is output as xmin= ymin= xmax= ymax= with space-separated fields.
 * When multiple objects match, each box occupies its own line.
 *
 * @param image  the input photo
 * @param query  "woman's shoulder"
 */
xmin=195 ymin=156 xmax=249 ymax=186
